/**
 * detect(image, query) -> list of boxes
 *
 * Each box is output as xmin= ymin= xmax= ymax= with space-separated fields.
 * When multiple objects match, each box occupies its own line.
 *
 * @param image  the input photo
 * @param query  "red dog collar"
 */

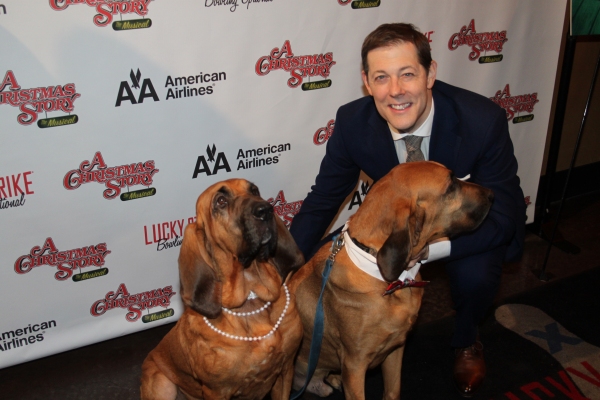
xmin=383 ymin=279 xmax=429 ymax=296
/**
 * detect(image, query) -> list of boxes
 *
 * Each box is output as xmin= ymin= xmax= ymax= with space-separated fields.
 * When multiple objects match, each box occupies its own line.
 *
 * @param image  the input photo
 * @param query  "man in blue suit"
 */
xmin=289 ymin=23 xmax=526 ymax=397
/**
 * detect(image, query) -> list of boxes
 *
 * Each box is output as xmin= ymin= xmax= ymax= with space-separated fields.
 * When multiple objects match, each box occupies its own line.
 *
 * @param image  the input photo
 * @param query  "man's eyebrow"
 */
xmin=371 ymin=65 xmax=415 ymax=75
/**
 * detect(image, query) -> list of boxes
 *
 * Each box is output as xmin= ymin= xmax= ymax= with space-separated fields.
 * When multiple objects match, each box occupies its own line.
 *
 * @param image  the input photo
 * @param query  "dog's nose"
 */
xmin=252 ymin=202 xmax=273 ymax=221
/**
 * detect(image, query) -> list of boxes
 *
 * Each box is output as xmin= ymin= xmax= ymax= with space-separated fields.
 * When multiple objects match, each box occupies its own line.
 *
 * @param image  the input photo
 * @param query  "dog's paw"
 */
xmin=325 ymin=373 xmax=342 ymax=391
xmin=307 ymin=376 xmax=334 ymax=397
xmin=293 ymin=373 xmax=334 ymax=397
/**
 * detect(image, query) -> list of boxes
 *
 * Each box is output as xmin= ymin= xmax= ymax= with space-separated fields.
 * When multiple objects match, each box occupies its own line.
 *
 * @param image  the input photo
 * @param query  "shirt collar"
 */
xmin=389 ymin=98 xmax=435 ymax=141
xmin=342 ymin=222 xmax=422 ymax=283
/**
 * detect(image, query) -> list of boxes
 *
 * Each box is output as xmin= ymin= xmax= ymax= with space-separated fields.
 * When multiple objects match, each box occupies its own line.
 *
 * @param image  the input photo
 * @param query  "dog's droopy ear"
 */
xmin=178 ymin=224 xmax=222 ymax=318
xmin=271 ymin=216 xmax=305 ymax=281
xmin=409 ymin=204 xmax=426 ymax=247
xmin=377 ymin=227 xmax=412 ymax=282
xmin=376 ymin=204 xmax=425 ymax=282
xmin=377 ymin=204 xmax=425 ymax=282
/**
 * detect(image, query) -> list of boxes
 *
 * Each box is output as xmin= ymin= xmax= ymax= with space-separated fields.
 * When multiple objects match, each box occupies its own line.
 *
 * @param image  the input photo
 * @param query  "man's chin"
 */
xmin=390 ymin=120 xmax=417 ymax=134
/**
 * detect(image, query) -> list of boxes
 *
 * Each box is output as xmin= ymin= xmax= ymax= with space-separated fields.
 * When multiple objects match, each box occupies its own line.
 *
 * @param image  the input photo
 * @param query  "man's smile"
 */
xmin=390 ymin=103 xmax=412 ymax=111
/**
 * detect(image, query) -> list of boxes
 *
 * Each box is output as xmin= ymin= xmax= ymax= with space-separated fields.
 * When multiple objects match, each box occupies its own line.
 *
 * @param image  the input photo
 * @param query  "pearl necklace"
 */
xmin=203 ymin=284 xmax=290 ymax=341
xmin=222 ymin=291 xmax=271 ymax=317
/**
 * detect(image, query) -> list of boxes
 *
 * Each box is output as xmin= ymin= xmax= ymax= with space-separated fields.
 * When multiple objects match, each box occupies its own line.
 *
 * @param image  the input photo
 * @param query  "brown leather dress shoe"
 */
xmin=453 ymin=340 xmax=486 ymax=398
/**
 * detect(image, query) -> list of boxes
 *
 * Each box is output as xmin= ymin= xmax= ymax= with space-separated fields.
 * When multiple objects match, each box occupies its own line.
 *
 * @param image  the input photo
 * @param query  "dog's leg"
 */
xmin=293 ymin=367 xmax=335 ymax=397
xmin=270 ymin=358 xmax=296 ymax=400
xmin=140 ymin=358 xmax=179 ymax=400
xmin=380 ymin=345 xmax=405 ymax=400
xmin=341 ymin=358 xmax=368 ymax=400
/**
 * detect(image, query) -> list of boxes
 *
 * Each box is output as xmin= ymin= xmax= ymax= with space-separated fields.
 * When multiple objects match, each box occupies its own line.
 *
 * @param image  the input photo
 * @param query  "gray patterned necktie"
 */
xmin=403 ymin=135 xmax=425 ymax=162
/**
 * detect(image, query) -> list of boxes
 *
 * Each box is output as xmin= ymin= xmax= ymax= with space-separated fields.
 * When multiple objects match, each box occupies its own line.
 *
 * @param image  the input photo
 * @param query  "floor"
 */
xmin=2 ymin=191 xmax=599 ymax=400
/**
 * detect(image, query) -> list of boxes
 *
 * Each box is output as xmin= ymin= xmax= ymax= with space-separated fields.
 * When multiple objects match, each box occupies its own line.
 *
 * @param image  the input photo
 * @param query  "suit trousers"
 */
xmin=444 ymin=245 xmax=506 ymax=348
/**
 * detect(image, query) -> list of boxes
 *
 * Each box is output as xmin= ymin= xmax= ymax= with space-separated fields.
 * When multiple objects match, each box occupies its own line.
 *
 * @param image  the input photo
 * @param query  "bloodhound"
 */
xmin=140 ymin=179 xmax=305 ymax=400
xmin=288 ymin=161 xmax=494 ymax=399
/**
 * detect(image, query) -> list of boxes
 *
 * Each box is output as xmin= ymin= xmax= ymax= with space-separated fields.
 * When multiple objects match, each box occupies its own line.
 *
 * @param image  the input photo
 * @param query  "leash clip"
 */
xmin=328 ymin=233 xmax=344 ymax=263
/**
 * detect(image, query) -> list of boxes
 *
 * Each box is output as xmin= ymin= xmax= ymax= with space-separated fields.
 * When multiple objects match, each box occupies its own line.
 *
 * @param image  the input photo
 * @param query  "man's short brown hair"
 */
xmin=361 ymin=23 xmax=432 ymax=75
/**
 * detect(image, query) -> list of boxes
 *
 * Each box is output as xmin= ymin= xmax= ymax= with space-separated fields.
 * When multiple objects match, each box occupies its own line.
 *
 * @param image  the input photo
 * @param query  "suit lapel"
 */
xmin=430 ymin=88 xmax=461 ymax=171
xmin=364 ymin=87 xmax=463 ymax=178
xmin=367 ymin=107 xmax=400 ymax=175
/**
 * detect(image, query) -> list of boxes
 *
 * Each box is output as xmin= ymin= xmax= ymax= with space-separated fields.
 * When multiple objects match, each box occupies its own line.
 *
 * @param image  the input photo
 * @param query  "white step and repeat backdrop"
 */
xmin=0 ymin=0 xmax=566 ymax=368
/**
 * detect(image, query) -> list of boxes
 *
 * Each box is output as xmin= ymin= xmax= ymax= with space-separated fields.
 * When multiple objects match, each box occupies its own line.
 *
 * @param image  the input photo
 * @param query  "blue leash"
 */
xmin=289 ymin=234 xmax=343 ymax=400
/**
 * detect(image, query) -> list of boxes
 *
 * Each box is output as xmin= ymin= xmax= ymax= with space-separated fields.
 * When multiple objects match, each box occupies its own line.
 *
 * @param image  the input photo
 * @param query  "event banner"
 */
xmin=0 ymin=0 xmax=566 ymax=368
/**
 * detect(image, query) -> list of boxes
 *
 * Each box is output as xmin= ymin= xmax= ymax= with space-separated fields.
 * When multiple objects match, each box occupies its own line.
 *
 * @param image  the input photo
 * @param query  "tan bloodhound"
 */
xmin=288 ymin=161 xmax=494 ymax=399
xmin=140 ymin=179 xmax=305 ymax=400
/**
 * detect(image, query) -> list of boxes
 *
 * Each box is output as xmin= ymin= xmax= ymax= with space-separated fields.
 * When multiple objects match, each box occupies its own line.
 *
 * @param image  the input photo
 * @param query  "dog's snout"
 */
xmin=252 ymin=202 xmax=273 ymax=221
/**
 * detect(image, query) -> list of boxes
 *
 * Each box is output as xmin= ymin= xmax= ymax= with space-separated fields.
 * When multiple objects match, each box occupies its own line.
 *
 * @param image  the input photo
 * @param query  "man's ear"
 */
xmin=362 ymin=70 xmax=373 ymax=96
xmin=178 ymin=223 xmax=222 ymax=318
xmin=427 ymin=60 xmax=437 ymax=89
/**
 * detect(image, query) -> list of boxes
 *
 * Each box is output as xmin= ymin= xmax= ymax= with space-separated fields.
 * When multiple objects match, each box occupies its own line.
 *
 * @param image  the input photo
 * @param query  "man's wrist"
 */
xmin=421 ymin=240 xmax=451 ymax=263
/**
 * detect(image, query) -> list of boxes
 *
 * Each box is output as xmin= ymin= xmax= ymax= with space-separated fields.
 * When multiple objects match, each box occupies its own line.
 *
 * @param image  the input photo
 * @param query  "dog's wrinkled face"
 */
xmin=203 ymin=180 xmax=277 ymax=267
xmin=352 ymin=161 xmax=493 ymax=282
xmin=410 ymin=163 xmax=493 ymax=241
xmin=179 ymin=179 xmax=304 ymax=318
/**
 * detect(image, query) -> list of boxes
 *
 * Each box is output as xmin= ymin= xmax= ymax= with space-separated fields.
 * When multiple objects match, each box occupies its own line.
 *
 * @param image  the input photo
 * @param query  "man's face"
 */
xmin=362 ymin=42 xmax=437 ymax=133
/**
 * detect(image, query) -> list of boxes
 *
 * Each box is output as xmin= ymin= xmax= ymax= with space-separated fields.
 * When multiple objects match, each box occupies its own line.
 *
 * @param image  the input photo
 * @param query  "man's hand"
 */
xmin=407 ymin=245 xmax=429 ymax=269
xmin=407 ymin=237 xmax=449 ymax=269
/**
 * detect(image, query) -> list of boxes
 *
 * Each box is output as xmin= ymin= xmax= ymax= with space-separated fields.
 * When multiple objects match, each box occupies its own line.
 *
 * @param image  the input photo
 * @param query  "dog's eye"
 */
xmin=215 ymin=195 xmax=228 ymax=208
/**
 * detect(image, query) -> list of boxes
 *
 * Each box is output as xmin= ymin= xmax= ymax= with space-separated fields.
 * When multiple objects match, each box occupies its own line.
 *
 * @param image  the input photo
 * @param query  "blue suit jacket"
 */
xmin=290 ymin=80 xmax=526 ymax=263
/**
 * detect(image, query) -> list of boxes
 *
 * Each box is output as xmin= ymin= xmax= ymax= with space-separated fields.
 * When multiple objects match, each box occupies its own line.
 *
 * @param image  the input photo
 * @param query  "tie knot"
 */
xmin=403 ymin=135 xmax=423 ymax=151
xmin=403 ymin=135 xmax=425 ymax=163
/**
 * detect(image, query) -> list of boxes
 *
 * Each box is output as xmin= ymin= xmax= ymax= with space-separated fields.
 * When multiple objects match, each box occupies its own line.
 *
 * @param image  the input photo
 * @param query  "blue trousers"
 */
xmin=445 ymin=245 xmax=506 ymax=348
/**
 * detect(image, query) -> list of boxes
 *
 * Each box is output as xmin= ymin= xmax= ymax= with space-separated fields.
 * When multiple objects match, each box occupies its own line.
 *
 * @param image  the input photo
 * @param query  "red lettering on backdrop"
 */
xmin=0 ymin=171 xmax=34 ymax=198
xmin=48 ymin=0 xmax=152 ymax=27
xmin=0 ymin=70 xmax=20 ymax=91
xmin=0 ymin=71 xmax=80 ymax=125
xmin=143 ymin=219 xmax=189 ymax=245
xmin=63 ymin=152 xmax=159 ymax=199
xmin=255 ymin=41 xmax=336 ymax=88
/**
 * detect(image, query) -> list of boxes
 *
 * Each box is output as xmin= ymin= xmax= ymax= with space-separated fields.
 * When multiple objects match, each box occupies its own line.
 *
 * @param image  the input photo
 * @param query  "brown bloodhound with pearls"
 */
xmin=140 ymin=179 xmax=305 ymax=400
xmin=288 ymin=161 xmax=493 ymax=399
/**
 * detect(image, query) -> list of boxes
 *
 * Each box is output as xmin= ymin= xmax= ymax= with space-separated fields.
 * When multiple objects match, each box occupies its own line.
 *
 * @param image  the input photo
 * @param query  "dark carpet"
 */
xmin=310 ymin=264 xmax=600 ymax=400
xmin=2 ymin=266 xmax=600 ymax=400
xmin=400 ymin=264 xmax=600 ymax=400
